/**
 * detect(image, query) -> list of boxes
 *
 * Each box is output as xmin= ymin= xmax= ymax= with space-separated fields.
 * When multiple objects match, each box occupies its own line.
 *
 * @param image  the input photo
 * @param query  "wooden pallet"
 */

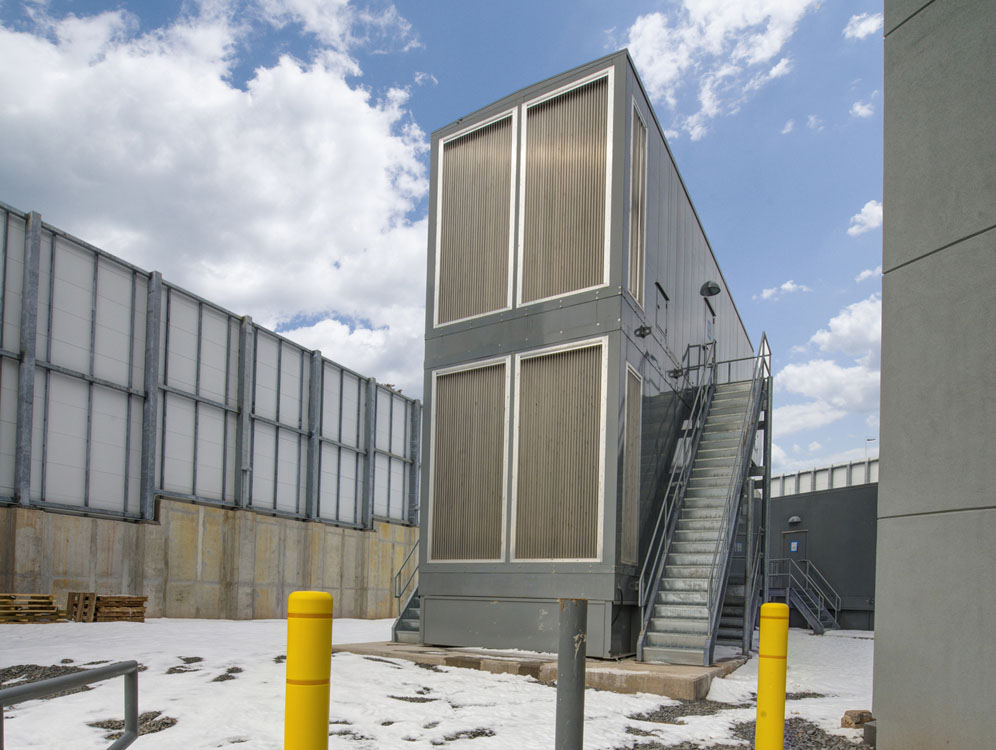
xmin=95 ymin=595 xmax=147 ymax=623
xmin=0 ymin=593 xmax=66 ymax=623
xmin=67 ymin=592 xmax=98 ymax=622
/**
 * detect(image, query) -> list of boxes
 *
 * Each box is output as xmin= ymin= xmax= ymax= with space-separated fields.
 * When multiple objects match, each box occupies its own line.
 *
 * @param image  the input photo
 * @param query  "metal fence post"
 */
xmin=305 ymin=350 xmax=322 ymax=518
xmin=407 ymin=401 xmax=421 ymax=525
xmin=138 ymin=271 xmax=162 ymax=520
xmin=361 ymin=378 xmax=377 ymax=529
xmin=13 ymin=211 xmax=41 ymax=505
xmin=555 ymin=598 xmax=587 ymax=750
xmin=234 ymin=316 xmax=254 ymax=508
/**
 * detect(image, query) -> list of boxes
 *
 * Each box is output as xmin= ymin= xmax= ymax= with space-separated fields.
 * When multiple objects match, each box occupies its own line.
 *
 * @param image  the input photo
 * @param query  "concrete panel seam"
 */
xmin=878 ymin=503 xmax=996 ymax=521
xmin=883 ymin=223 xmax=996 ymax=275
xmin=884 ymin=0 xmax=939 ymax=37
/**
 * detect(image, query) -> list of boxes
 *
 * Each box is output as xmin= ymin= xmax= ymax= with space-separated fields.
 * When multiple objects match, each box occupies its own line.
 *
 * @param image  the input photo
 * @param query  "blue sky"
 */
xmin=0 ymin=0 xmax=883 ymax=472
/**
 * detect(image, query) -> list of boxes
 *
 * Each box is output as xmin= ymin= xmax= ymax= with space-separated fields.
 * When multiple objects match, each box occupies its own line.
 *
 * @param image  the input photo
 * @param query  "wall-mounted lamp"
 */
xmin=668 ymin=368 xmax=683 ymax=379
xmin=635 ymin=325 xmax=652 ymax=338
xmin=700 ymin=280 xmax=721 ymax=297
xmin=788 ymin=515 xmax=802 ymax=525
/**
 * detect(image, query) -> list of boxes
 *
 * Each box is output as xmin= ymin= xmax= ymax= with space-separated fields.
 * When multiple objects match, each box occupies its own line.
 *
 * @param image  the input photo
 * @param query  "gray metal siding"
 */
xmin=628 ymin=107 xmax=647 ymax=308
xmin=621 ymin=367 xmax=641 ymax=564
xmin=521 ymin=76 xmax=609 ymax=303
xmin=514 ymin=343 xmax=602 ymax=560
xmin=430 ymin=362 xmax=506 ymax=561
xmin=437 ymin=115 xmax=514 ymax=325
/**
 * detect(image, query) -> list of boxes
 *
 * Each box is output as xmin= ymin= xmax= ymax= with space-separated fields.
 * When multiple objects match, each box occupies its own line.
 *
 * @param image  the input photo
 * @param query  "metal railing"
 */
xmin=767 ymin=557 xmax=841 ymax=629
xmin=743 ymin=524 xmax=765 ymax=652
xmin=704 ymin=334 xmax=771 ymax=660
xmin=393 ymin=537 xmax=420 ymax=616
xmin=0 ymin=660 xmax=140 ymax=750
xmin=637 ymin=342 xmax=716 ymax=659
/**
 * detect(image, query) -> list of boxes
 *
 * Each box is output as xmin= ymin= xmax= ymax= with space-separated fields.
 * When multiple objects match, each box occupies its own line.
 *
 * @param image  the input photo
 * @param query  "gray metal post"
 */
xmin=234 ymin=316 xmax=254 ymax=507
xmin=555 ymin=598 xmax=587 ymax=750
xmin=305 ymin=350 xmax=322 ymax=518
xmin=361 ymin=377 xmax=377 ymax=528
xmin=407 ymin=401 xmax=421 ymax=525
xmin=139 ymin=272 xmax=163 ymax=520
xmin=13 ymin=212 xmax=41 ymax=505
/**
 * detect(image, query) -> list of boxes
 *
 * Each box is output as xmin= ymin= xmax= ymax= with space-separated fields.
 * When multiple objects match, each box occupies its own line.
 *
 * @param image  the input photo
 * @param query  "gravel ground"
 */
xmin=621 ymin=717 xmax=865 ymax=749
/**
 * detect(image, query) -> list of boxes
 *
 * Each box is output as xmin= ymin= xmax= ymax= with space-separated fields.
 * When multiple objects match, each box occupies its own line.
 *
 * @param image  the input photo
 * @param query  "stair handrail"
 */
xmin=767 ymin=557 xmax=839 ymax=629
xmin=800 ymin=559 xmax=842 ymax=621
xmin=743 ymin=523 xmax=765 ymax=651
xmin=637 ymin=341 xmax=717 ymax=658
xmin=704 ymin=334 xmax=771 ymax=657
xmin=393 ymin=536 xmax=420 ymax=616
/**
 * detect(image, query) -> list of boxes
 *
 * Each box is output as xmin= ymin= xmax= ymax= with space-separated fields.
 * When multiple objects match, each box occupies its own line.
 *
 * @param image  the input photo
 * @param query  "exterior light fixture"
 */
xmin=635 ymin=325 xmax=652 ymax=338
xmin=788 ymin=515 xmax=802 ymax=525
xmin=668 ymin=368 xmax=683 ymax=379
xmin=700 ymin=280 xmax=721 ymax=297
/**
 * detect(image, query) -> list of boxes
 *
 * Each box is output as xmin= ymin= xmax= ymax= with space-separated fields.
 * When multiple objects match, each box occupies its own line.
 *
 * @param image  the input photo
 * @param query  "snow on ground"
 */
xmin=1 ymin=620 xmax=872 ymax=749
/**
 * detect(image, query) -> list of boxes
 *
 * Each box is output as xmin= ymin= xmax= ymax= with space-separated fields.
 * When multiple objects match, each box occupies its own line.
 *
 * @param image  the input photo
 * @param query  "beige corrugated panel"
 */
xmin=628 ymin=109 xmax=647 ymax=307
xmin=437 ymin=116 xmax=513 ymax=324
xmin=621 ymin=369 xmax=641 ymax=564
xmin=430 ymin=363 xmax=506 ymax=560
xmin=515 ymin=345 xmax=601 ymax=559
xmin=522 ymin=77 xmax=608 ymax=303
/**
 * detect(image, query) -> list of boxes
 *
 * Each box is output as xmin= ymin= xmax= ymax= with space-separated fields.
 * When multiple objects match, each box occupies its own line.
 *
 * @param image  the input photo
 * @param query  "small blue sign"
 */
xmin=790 ymin=541 xmax=798 ymax=552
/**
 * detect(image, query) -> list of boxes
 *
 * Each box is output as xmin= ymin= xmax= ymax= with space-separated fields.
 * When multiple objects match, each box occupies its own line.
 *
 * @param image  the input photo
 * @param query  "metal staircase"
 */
xmin=638 ymin=336 xmax=771 ymax=665
xmin=767 ymin=558 xmax=841 ymax=635
xmin=391 ymin=538 xmax=421 ymax=643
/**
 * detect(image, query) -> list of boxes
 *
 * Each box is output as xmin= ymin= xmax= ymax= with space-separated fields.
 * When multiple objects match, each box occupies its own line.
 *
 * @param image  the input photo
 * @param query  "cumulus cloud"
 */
xmin=0 ymin=1 xmax=429 ymax=394
xmin=850 ymin=100 xmax=874 ymax=118
xmin=781 ymin=119 xmax=794 ymax=134
xmin=627 ymin=0 xmax=819 ymax=140
xmin=773 ymin=401 xmax=847 ymax=438
xmin=843 ymin=12 xmax=883 ymax=40
xmin=806 ymin=114 xmax=823 ymax=131
xmin=753 ymin=279 xmax=811 ymax=301
xmin=855 ymin=265 xmax=882 ymax=283
xmin=848 ymin=199 xmax=883 ymax=236
xmin=809 ymin=294 xmax=881 ymax=367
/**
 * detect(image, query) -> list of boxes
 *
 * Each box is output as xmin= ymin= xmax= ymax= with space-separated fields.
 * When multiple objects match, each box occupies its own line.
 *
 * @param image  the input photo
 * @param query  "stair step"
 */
xmin=717 ymin=627 xmax=743 ymax=640
xmin=722 ymin=606 xmax=745 ymax=618
xmin=659 ymin=577 xmax=709 ymax=592
xmin=675 ymin=518 xmax=722 ymax=531
xmin=687 ymin=476 xmax=733 ymax=488
xmin=726 ymin=585 xmax=745 ymax=597
xmin=670 ymin=541 xmax=715 ymax=554
xmin=649 ymin=617 xmax=709 ymax=635
xmin=654 ymin=603 xmax=709 ymax=619
xmin=683 ymin=494 xmax=727 ymax=506
xmin=668 ymin=553 xmax=715 ymax=566
xmin=644 ymin=631 xmax=709 ymax=649
xmin=679 ymin=507 xmax=724 ymax=520
xmin=394 ymin=630 xmax=420 ymax=644
xmin=715 ymin=382 xmax=752 ymax=394
xmin=720 ymin=616 xmax=743 ymax=629
xmin=641 ymin=645 xmax=708 ymax=666
xmin=673 ymin=529 xmax=720 ymax=542
xmin=663 ymin=564 xmax=714 ymax=579
xmin=657 ymin=590 xmax=708 ymax=605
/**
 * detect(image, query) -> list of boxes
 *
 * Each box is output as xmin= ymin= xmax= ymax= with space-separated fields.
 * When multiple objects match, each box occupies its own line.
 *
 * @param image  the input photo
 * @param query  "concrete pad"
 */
xmin=332 ymin=641 xmax=747 ymax=701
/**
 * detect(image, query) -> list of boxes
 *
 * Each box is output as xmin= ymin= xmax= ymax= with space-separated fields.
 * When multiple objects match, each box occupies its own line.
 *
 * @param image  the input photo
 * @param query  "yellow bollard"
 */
xmin=284 ymin=591 xmax=333 ymax=750
xmin=755 ymin=602 xmax=789 ymax=749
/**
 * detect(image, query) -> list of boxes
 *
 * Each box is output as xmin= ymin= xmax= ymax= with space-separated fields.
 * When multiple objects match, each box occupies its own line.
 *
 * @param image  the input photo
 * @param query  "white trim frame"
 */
xmin=426 ymin=355 xmax=512 ymax=564
xmin=516 ymin=67 xmax=615 ymax=308
xmin=622 ymin=362 xmax=643 ymax=565
xmin=628 ymin=98 xmax=648 ymax=311
xmin=433 ymin=108 xmax=518 ymax=329
xmin=509 ymin=336 xmax=609 ymax=563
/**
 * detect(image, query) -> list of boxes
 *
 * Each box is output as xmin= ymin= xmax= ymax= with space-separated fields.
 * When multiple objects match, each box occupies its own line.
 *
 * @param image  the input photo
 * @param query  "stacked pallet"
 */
xmin=67 ymin=592 xmax=98 ymax=622
xmin=0 ymin=594 xmax=66 ymax=623
xmin=95 ymin=595 xmax=147 ymax=622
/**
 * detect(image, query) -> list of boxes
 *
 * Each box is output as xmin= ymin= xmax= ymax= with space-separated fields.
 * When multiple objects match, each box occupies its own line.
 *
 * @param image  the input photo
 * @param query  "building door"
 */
xmin=704 ymin=298 xmax=716 ymax=342
xmin=782 ymin=530 xmax=808 ymax=562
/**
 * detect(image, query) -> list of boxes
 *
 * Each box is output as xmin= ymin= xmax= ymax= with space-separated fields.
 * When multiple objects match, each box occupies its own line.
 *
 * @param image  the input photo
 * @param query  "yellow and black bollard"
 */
xmin=755 ymin=602 xmax=789 ymax=749
xmin=284 ymin=591 xmax=333 ymax=749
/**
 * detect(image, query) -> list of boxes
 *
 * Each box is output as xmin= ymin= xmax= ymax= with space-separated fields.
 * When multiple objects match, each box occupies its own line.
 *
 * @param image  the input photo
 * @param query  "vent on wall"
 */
xmin=429 ymin=361 xmax=507 ymax=561
xmin=435 ymin=113 xmax=515 ymax=326
xmin=520 ymin=74 xmax=610 ymax=304
xmin=621 ymin=366 xmax=642 ymax=564
xmin=513 ymin=342 xmax=603 ymax=560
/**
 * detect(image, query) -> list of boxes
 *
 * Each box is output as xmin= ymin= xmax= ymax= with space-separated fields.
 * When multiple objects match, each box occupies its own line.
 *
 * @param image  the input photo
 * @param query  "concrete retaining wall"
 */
xmin=0 ymin=498 xmax=417 ymax=619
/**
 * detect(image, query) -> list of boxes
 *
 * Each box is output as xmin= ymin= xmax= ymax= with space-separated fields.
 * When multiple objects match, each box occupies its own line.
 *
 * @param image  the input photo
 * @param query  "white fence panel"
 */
xmin=198 ymin=307 xmax=230 ymax=403
xmin=196 ymin=404 xmax=227 ymax=500
xmin=162 ymin=394 xmax=195 ymax=494
xmin=50 ymin=238 xmax=94 ymax=374
xmin=44 ymin=373 xmax=88 ymax=504
xmin=89 ymin=385 xmax=129 ymax=512
xmin=93 ymin=259 xmax=134 ymax=386
xmin=0 ymin=359 xmax=17 ymax=494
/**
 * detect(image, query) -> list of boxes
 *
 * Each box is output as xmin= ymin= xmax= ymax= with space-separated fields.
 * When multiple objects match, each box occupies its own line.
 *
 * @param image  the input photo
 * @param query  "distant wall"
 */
xmin=1 ymin=498 xmax=417 ymax=619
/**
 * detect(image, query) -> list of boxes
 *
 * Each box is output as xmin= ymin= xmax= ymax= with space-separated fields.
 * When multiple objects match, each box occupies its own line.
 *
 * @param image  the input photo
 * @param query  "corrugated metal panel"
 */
xmin=1 ymin=211 xmax=26 ymax=350
xmin=430 ymin=362 xmax=506 ymax=561
xmin=44 ymin=372 xmax=88 ymax=504
xmin=437 ymin=115 xmax=514 ymax=325
xmin=629 ymin=107 xmax=647 ymax=308
xmin=514 ymin=344 xmax=602 ymax=559
xmin=88 ymin=385 xmax=128 ymax=511
xmin=93 ymin=259 xmax=133 ymax=385
xmin=521 ymin=76 xmax=609 ymax=304
xmin=622 ymin=367 xmax=641 ymax=564
xmin=0 ymin=359 xmax=18 ymax=493
xmin=49 ymin=238 xmax=93 ymax=373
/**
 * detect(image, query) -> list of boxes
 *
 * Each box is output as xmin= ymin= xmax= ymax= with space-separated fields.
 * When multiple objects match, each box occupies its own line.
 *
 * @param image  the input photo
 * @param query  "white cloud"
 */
xmin=753 ymin=279 xmax=811 ymax=301
xmin=0 ymin=2 xmax=429 ymax=394
xmin=778 ymin=359 xmax=879 ymax=412
xmin=627 ymin=1 xmax=819 ymax=140
xmin=414 ymin=71 xmax=437 ymax=86
xmin=806 ymin=114 xmax=823 ymax=131
xmin=848 ymin=199 xmax=883 ymax=236
xmin=809 ymin=294 xmax=881 ymax=367
xmin=855 ymin=265 xmax=882 ymax=283
xmin=850 ymin=100 xmax=874 ymax=118
xmin=773 ymin=401 xmax=847 ymax=438
xmin=781 ymin=119 xmax=794 ymax=134
xmin=843 ymin=12 xmax=883 ymax=40
xmin=807 ymin=441 xmax=822 ymax=453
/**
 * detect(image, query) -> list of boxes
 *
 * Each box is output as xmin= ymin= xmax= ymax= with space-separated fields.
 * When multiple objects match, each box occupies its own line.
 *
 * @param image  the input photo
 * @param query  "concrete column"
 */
xmin=234 ymin=316 xmax=254 ymax=507
xmin=304 ymin=350 xmax=322 ymax=518
xmin=139 ymin=272 xmax=163 ymax=520
xmin=13 ymin=211 xmax=41 ymax=505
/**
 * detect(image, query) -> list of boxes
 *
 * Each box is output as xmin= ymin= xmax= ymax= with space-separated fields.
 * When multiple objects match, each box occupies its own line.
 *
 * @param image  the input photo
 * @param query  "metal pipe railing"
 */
xmin=393 ymin=536 xmax=420 ymax=615
xmin=767 ymin=557 xmax=841 ymax=628
xmin=0 ymin=660 xmax=140 ymax=750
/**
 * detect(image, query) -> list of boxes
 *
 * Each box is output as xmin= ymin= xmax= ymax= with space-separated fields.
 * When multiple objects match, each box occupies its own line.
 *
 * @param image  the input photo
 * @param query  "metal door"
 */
xmin=782 ymin=530 xmax=808 ymax=561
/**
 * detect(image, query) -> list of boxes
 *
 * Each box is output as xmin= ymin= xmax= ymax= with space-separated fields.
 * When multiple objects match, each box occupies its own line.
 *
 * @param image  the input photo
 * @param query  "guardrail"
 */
xmin=0 ymin=660 xmax=140 ymax=749
xmin=393 ymin=537 xmax=419 ymax=616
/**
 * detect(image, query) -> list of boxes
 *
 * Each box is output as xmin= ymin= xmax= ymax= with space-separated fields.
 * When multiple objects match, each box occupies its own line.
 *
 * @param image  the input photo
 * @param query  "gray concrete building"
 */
xmin=876 ymin=1 xmax=996 ymax=747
